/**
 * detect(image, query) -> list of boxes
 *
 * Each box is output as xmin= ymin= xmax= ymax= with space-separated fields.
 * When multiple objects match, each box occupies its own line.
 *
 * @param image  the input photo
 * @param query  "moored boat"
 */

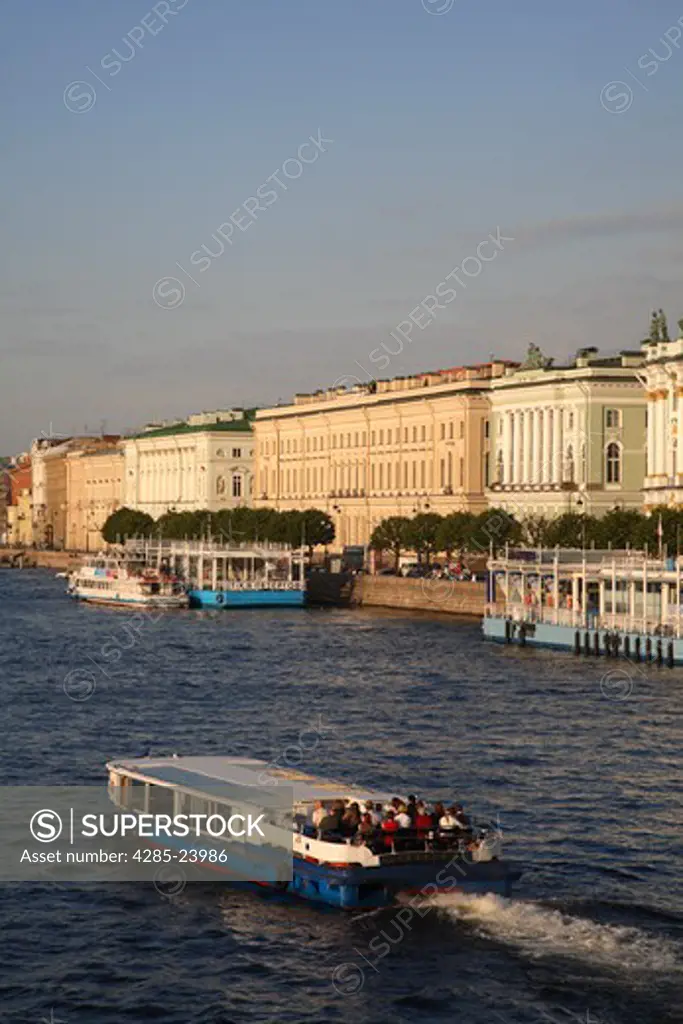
xmin=106 ymin=755 xmax=520 ymax=909
xmin=68 ymin=555 xmax=188 ymax=609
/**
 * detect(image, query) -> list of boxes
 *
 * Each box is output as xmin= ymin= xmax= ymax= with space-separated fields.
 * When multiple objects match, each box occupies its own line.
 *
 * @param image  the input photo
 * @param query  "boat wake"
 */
xmin=427 ymin=893 xmax=682 ymax=973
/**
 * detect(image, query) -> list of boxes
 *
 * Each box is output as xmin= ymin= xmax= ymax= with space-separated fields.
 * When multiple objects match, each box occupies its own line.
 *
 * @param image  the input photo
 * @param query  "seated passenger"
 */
xmin=311 ymin=800 xmax=326 ymax=829
xmin=406 ymin=795 xmax=418 ymax=823
xmin=365 ymin=800 xmax=381 ymax=826
xmin=342 ymin=801 xmax=361 ymax=834
xmin=318 ymin=799 xmax=345 ymax=834
xmin=432 ymin=802 xmax=446 ymax=829
xmin=453 ymin=804 xmax=470 ymax=831
xmin=438 ymin=806 xmax=459 ymax=833
xmin=381 ymin=810 xmax=399 ymax=845
xmin=415 ymin=801 xmax=433 ymax=838
xmin=394 ymin=803 xmax=411 ymax=830
xmin=358 ymin=813 xmax=375 ymax=838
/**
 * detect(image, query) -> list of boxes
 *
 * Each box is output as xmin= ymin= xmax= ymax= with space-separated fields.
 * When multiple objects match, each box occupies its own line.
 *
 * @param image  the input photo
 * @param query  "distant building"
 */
xmin=642 ymin=326 xmax=683 ymax=508
xmin=122 ymin=409 xmax=255 ymax=518
xmin=65 ymin=446 xmax=124 ymax=551
xmin=485 ymin=345 xmax=647 ymax=519
xmin=5 ymin=454 xmax=32 ymax=547
xmin=253 ymin=362 xmax=516 ymax=547
xmin=31 ymin=437 xmax=120 ymax=548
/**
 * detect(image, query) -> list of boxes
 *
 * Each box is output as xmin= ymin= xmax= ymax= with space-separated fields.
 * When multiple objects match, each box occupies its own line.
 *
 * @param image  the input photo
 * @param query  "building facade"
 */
xmin=66 ymin=446 xmax=124 ymax=551
xmin=486 ymin=345 xmax=647 ymax=519
xmin=31 ymin=437 xmax=120 ymax=548
xmin=641 ymin=331 xmax=683 ymax=508
xmin=122 ymin=410 xmax=254 ymax=518
xmin=254 ymin=363 xmax=515 ymax=547
xmin=5 ymin=455 xmax=32 ymax=547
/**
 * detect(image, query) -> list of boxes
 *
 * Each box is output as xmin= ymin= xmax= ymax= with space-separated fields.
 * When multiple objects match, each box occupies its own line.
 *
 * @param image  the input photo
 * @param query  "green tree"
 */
xmin=436 ymin=512 xmax=476 ymax=558
xmin=470 ymin=507 xmax=522 ymax=553
xmin=591 ymin=508 xmax=644 ymax=549
xmin=404 ymin=512 xmax=443 ymax=565
xmin=300 ymin=508 xmax=335 ymax=557
xmin=544 ymin=512 xmax=590 ymax=548
xmin=520 ymin=514 xmax=550 ymax=547
xmin=369 ymin=516 xmax=411 ymax=569
xmin=101 ymin=507 xmax=154 ymax=544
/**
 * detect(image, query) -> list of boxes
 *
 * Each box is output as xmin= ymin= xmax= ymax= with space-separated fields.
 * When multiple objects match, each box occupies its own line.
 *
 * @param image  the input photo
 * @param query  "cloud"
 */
xmin=517 ymin=205 xmax=683 ymax=246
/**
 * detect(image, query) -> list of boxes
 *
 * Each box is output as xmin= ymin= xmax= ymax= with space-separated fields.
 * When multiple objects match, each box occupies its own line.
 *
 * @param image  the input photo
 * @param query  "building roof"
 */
xmin=130 ymin=418 xmax=254 ymax=440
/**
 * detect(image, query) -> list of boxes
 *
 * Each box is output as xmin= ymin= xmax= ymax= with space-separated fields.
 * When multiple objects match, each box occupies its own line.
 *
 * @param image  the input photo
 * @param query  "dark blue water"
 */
xmin=2 ymin=570 xmax=683 ymax=1024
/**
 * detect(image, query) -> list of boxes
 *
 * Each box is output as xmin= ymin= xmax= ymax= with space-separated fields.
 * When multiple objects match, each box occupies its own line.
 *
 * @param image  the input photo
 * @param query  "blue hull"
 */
xmin=188 ymin=588 xmax=306 ymax=609
xmin=483 ymin=616 xmax=683 ymax=665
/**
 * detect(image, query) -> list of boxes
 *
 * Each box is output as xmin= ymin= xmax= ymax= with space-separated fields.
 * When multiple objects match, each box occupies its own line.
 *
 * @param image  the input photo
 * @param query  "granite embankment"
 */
xmin=353 ymin=575 xmax=485 ymax=617
xmin=0 ymin=549 xmax=82 ymax=571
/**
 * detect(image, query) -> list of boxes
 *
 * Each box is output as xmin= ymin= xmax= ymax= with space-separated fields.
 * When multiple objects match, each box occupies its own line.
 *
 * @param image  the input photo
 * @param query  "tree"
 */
xmin=544 ymin=512 xmax=589 ymax=548
xmin=300 ymin=508 xmax=335 ymax=557
xmin=591 ymin=508 xmax=644 ymax=550
xmin=520 ymin=514 xmax=550 ymax=547
xmin=369 ymin=516 xmax=411 ymax=569
xmin=470 ymin=507 xmax=522 ymax=553
xmin=101 ymin=507 xmax=154 ymax=544
xmin=404 ymin=513 xmax=443 ymax=565
xmin=436 ymin=512 xmax=476 ymax=558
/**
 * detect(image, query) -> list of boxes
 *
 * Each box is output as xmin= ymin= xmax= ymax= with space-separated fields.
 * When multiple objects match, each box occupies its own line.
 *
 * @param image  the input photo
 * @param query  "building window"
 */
xmin=459 ymin=457 xmax=464 ymax=487
xmin=379 ymin=430 xmax=384 ymax=445
xmin=232 ymin=474 xmax=242 ymax=498
xmin=459 ymin=421 xmax=464 ymax=439
xmin=412 ymin=426 xmax=417 ymax=442
xmin=440 ymin=459 xmax=445 ymax=487
xmin=449 ymin=423 xmax=454 ymax=439
xmin=232 ymin=448 xmax=241 ymax=458
xmin=421 ymin=425 xmax=426 ymax=441
xmin=371 ymin=432 xmax=376 ymax=446
xmin=440 ymin=424 xmax=445 ymax=440
xmin=606 ymin=442 xmax=621 ymax=484
xmin=484 ymin=420 xmax=490 ymax=439
xmin=605 ymin=408 xmax=621 ymax=428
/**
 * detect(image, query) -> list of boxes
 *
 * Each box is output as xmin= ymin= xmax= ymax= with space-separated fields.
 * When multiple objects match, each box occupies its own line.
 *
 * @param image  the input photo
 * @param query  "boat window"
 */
xmin=148 ymin=785 xmax=174 ymax=816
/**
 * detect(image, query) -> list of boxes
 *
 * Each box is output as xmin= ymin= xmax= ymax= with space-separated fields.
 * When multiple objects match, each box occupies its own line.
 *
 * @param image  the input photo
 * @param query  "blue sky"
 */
xmin=2 ymin=0 xmax=683 ymax=452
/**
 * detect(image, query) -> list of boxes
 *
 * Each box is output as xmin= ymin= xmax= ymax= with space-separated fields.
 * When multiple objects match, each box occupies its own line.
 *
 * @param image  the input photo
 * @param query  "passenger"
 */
xmin=432 ymin=801 xmax=446 ymax=829
xmin=365 ymin=800 xmax=381 ymax=826
xmin=415 ymin=801 xmax=433 ymax=839
xmin=342 ymin=801 xmax=361 ymax=835
xmin=453 ymin=804 xmax=471 ymax=832
xmin=381 ymin=810 xmax=399 ymax=845
xmin=406 ymin=795 xmax=418 ymax=823
xmin=358 ymin=813 xmax=375 ymax=839
xmin=374 ymin=801 xmax=384 ymax=822
xmin=438 ymin=806 xmax=459 ymax=833
xmin=318 ymin=799 xmax=345 ymax=835
xmin=311 ymin=800 xmax=326 ymax=829
xmin=394 ymin=803 xmax=411 ymax=830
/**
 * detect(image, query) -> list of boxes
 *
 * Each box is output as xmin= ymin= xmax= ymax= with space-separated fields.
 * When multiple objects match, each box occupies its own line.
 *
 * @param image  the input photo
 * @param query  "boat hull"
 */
xmin=187 ymin=588 xmax=306 ymax=609
xmin=483 ymin=615 xmax=683 ymax=664
xmin=71 ymin=592 xmax=188 ymax=609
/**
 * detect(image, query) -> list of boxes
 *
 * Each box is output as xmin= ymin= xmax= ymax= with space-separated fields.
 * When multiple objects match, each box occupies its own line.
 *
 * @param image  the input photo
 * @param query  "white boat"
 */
xmin=106 ymin=755 xmax=520 ymax=909
xmin=68 ymin=554 xmax=188 ymax=609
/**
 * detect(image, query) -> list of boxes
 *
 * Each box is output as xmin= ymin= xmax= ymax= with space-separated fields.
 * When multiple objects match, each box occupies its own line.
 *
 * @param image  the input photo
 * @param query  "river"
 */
xmin=1 ymin=569 xmax=682 ymax=1024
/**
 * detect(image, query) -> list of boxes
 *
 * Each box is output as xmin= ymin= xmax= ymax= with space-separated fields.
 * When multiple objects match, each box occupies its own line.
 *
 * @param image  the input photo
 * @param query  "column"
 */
xmin=539 ymin=409 xmax=549 ymax=483
xmin=531 ymin=409 xmax=540 ymax=484
xmin=503 ymin=412 xmax=512 ymax=484
xmin=515 ymin=411 xmax=523 ymax=485
xmin=646 ymin=394 xmax=655 ymax=481
xmin=554 ymin=406 xmax=563 ymax=485
xmin=657 ymin=393 xmax=666 ymax=476
xmin=524 ymin=409 xmax=534 ymax=483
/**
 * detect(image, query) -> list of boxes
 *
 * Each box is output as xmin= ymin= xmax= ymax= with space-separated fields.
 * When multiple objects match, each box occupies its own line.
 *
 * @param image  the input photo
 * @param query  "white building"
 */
xmin=122 ymin=410 xmax=255 ymax=517
xmin=486 ymin=345 xmax=647 ymax=519
xmin=642 ymin=330 xmax=683 ymax=508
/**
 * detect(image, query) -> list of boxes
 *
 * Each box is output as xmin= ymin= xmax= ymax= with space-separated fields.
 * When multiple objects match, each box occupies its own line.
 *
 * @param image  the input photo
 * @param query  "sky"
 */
xmin=2 ymin=0 xmax=683 ymax=453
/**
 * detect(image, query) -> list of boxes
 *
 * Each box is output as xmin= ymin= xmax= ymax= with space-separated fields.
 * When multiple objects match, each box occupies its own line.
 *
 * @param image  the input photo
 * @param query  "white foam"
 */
xmin=428 ymin=893 xmax=681 ymax=973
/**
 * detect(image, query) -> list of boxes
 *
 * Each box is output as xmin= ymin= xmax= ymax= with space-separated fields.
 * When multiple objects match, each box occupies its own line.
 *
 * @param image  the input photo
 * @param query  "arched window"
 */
xmin=232 ymin=474 xmax=242 ymax=498
xmin=606 ymin=442 xmax=621 ymax=484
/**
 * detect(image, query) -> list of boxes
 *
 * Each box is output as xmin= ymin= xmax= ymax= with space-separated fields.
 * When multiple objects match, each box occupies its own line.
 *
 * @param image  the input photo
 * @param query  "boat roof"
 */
xmin=107 ymin=755 xmax=400 ymax=806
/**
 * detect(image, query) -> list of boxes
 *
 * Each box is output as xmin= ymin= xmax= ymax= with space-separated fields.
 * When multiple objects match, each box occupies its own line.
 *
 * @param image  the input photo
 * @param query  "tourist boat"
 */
xmin=484 ymin=545 xmax=683 ymax=666
xmin=68 ymin=555 xmax=189 ymax=609
xmin=106 ymin=755 xmax=520 ymax=909
xmin=124 ymin=538 xmax=306 ymax=609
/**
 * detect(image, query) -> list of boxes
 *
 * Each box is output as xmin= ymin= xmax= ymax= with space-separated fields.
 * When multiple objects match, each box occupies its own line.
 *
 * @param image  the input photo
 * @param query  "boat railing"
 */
xmin=204 ymin=579 xmax=304 ymax=592
xmin=486 ymin=603 xmax=683 ymax=637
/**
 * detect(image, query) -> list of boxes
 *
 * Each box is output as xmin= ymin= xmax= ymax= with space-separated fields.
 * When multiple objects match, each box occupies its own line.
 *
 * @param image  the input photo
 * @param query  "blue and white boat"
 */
xmin=106 ymin=755 xmax=520 ymax=909
xmin=124 ymin=538 xmax=306 ymax=610
xmin=484 ymin=546 xmax=683 ymax=666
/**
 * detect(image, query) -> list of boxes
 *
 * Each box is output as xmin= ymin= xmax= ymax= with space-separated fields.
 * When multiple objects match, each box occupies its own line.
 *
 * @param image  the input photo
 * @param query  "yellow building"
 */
xmin=254 ymin=362 xmax=514 ymax=547
xmin=66 ymin=446 xmax=124 ymax=551
xmin=6 ymin=488 xmax=33 ymax=546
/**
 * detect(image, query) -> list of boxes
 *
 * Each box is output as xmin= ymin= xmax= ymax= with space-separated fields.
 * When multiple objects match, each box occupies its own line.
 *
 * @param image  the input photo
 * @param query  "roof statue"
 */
xmin=520 ymin=342 xmax=553 ymax=370
xmin=649 ymin=309 xmax=670 ymax=344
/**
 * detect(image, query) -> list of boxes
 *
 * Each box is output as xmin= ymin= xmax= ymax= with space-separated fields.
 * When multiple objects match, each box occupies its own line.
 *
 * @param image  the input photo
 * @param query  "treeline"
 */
xmin=101 ymin=506 xmax=335 ymax=554
xmin=369 ymin=506 xmax=683 ymax=566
